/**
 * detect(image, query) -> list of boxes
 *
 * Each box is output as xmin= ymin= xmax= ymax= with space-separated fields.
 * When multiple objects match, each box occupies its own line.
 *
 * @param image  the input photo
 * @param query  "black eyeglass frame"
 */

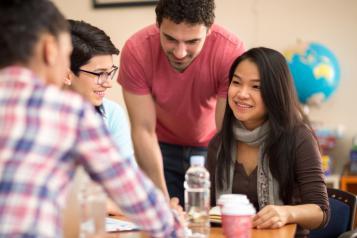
xmin=78 ymin=66 xmax=118 ymax=85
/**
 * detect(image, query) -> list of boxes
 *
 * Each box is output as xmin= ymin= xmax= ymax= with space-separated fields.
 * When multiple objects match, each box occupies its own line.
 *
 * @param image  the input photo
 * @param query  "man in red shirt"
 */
xmin=118 ymin=0 xmax=245 ymax=205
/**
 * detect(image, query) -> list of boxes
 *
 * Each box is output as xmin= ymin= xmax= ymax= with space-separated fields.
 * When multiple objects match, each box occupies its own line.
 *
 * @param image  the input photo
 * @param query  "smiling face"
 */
xmin=159 ymin=18 xmax=209 ymax=72
xmin=228 ymin=59 xmax=267 ymax=130
xmin=69 ymin=55 xmax=114 ymax=106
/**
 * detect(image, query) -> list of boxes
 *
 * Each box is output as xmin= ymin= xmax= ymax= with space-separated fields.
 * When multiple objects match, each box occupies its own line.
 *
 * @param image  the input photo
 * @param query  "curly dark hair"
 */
xmin=155 ymin=0 xmax=215 ymax=27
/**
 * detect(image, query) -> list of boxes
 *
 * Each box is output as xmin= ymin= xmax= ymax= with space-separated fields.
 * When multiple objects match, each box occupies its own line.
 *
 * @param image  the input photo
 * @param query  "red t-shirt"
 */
xmin=118 ymin=24 xmax=245 ymax=146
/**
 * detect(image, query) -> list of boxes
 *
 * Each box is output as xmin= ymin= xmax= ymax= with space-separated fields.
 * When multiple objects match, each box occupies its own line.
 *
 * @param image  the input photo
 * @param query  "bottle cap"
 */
xmin=190 ymin=155 xmax=205 ymax=166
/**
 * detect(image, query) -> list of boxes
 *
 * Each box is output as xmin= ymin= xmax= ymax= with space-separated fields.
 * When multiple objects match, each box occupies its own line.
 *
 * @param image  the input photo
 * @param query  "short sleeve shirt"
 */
xmin=118 ymin=24 xmax=245 ymax=146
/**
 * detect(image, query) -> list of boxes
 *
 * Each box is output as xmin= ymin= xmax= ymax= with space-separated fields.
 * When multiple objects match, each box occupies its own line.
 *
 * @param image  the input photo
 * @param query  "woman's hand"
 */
xmin=252 ymin=205 xmax=291 ymax=229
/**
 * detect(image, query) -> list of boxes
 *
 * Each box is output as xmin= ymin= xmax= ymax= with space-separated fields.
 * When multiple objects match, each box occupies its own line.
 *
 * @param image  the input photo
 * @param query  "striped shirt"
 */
xmin=0 ymin=66 xmax=183 ymax=238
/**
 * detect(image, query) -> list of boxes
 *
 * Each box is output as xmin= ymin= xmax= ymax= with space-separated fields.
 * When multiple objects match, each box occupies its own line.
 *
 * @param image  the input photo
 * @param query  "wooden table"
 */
xmin=105 ymin=219 xmax=296 ymax=238
xmin=63 ymin=201 xmax=296 ymax=238
xmin=212 ymin=224 xmax=296 ymax=238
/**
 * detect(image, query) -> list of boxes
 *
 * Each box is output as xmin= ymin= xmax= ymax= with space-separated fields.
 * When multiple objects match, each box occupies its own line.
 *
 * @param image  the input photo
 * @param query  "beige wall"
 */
xmin=53 ymin=0 xmax=357 ymax=172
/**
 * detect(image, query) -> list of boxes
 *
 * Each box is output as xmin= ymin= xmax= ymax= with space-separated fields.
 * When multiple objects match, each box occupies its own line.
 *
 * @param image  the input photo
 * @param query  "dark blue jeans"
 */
xmin=159 ymin=142 xmax=208 ymax=207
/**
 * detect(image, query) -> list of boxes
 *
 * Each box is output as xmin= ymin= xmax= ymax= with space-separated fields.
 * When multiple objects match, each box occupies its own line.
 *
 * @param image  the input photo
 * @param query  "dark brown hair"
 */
xmin=155 ymin=0 xmax=215 ymax=27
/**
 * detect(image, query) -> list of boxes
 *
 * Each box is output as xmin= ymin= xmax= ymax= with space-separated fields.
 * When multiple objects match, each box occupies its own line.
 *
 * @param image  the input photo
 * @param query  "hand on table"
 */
xmin=252 ymin=205 xmax=290 ymax=229
xmin=169 ymin=197 xmax=186 ymax=223
xmin=106 ymin=199 xmax=122 ymax=216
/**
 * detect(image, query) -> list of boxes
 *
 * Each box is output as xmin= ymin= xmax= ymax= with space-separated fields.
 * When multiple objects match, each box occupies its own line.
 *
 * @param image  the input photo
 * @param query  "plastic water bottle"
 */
xmin=184 ymin=155 xmax=210 ymax=238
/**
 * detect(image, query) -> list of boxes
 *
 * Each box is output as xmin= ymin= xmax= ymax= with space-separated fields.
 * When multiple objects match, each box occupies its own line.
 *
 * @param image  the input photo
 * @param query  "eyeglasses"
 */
xmin=78 ymin=66 xmax=118 ymax=85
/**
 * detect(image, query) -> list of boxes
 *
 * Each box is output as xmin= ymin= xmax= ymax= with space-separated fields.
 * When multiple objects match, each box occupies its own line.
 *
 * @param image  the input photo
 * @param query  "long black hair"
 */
xmin=216 ymin=47 xmax=311 ymax=204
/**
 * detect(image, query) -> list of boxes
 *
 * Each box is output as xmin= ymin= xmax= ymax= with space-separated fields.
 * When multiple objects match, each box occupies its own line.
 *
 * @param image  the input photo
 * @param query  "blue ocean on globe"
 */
xmin=284 ymin=42 xmax=341 ymax=105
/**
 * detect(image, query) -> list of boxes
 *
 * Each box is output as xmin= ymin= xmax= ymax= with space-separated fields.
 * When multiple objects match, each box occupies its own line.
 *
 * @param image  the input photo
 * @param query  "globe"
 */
xmin=284 ymin=42 xmax=341 ymax=105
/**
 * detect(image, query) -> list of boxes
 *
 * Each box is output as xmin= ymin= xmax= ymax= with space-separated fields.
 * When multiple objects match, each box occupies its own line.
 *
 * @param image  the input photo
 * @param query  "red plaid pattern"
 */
xmin=0 ymin=66 xmax=184 ymax=238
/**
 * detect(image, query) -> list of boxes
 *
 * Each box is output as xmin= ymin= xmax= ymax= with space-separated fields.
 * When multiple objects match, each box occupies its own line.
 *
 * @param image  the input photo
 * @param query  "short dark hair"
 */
xmin=217 ymin=47 xmax=311 ymax=204
xmin=69 ymin=20 xmax=119 ymax=116
xmin=0 ymin=0 xmax=68 ymax=68
xmin=68 ymin=20 xmax=119 ymax=75
xmin=155 ymin=0 xmax=215 ymax=27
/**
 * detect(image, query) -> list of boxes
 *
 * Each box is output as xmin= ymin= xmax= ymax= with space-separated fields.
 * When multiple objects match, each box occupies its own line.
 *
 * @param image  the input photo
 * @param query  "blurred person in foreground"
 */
xmin=0 ymin=0 xmax=184 ymax=237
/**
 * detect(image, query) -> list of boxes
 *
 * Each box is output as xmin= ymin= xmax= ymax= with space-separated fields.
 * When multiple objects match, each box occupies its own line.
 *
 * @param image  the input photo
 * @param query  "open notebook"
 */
xmin=105 ymin=208 xmax=222 ymax=232
xmin=106 ymin=217 xmax=139 ymax=232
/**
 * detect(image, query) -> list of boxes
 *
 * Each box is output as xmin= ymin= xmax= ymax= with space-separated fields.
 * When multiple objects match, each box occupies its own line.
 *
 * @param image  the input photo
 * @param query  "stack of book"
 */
xmin=209 ymin=206 xmax=221 ymax=224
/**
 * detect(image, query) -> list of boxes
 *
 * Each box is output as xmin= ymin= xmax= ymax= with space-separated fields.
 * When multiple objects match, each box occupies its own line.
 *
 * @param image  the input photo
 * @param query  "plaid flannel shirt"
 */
xmin=0 ymin=66 xmax=184 ymax=238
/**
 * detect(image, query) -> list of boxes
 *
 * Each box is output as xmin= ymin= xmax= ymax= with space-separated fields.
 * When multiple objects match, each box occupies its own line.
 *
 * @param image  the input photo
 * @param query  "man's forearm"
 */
xmin=132 ymin=131 xmax=169 ymax=198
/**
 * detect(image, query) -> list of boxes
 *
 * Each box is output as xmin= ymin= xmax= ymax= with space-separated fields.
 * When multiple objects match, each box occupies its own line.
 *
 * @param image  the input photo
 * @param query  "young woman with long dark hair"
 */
xmin=207 ymin=47 xmax=330 ymax=237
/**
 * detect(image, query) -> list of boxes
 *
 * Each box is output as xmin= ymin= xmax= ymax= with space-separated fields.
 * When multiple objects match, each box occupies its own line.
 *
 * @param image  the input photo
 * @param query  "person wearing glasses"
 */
xmin=65 ymin=20 xmax=133 ymax=160
xmin=63 ymin=20 xmax=135 ymax=215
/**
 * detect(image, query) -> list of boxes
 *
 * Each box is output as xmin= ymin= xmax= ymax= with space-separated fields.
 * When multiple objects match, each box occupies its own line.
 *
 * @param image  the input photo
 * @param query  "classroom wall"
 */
xmin=53 ymin=0 xmax=357 ymax=173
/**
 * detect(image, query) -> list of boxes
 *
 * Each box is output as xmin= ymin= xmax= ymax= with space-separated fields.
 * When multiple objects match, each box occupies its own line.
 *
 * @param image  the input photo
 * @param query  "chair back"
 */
xmin=310 ymin=188 xmax=357 ymax=238
xmin=337 ymin=229 xmax=357 ymax=238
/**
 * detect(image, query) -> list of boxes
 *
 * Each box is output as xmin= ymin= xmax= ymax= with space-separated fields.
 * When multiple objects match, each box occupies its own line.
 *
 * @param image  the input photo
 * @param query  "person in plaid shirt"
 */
xmin=0 ymin=0 xmax=184 ymax=237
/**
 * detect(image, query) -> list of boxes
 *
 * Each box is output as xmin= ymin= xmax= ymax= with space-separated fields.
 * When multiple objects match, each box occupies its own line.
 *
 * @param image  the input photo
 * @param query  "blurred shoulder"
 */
xmin=45 ymin=85 xmax=89 ymax=112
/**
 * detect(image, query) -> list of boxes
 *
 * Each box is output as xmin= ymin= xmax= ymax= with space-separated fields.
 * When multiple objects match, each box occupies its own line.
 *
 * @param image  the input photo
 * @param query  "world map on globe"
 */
xmin=284 ymin=42 xmax=341 ymax=105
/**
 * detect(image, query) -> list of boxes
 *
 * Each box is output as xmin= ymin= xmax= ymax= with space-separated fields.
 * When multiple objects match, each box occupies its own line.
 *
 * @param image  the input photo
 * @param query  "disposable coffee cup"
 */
xmin=221 ymin=203 xmax=256 ymax=238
